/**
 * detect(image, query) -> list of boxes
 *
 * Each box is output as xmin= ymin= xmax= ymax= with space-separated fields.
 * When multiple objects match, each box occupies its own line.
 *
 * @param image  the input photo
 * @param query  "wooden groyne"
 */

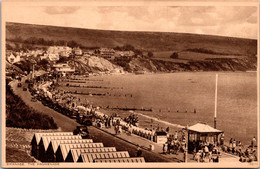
xmin=105 ymin=106 xmax=152 ymax=112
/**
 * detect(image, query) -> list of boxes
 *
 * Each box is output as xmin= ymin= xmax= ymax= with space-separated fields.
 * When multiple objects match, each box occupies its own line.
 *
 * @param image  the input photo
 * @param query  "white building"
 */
xmin=52 ymin=63 xmax=75 ymax=76
xmin=46 ymin=53 xmax=59 ymax=61
xmin=73 ymin=47 xmax=82 ymax=55
xmin=47 ymin=46 xmax=72 ymax=57
xmin=115 ymin=51 xmax=135 ymax=58
xmin=95 ymin=48 xmax=115 ymax=60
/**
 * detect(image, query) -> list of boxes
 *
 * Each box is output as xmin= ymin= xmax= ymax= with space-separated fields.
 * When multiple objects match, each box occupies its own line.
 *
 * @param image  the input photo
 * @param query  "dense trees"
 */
xmin=113 ymin=44 xmax=135 ymax=51
xmin=147 ymin=51 xmax=153 ymax=57
xmin=8 ymin=37 xmax=83 ymax=48
xmin=6 ymin=81 xmax=57 ymax=129
xmin=39 ymin=59 xmax=49 ymax=70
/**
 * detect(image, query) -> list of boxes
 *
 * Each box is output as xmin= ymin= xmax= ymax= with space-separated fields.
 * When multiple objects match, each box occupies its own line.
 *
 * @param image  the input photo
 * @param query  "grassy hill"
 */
xmin=6 ymin=22 xmax=257 ymax=56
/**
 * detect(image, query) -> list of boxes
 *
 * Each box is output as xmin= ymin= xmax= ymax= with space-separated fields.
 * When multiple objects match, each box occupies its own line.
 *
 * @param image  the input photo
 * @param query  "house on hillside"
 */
xmin=95 ymin=48 xmax=115 ymax=60
xmin=46 ymin=53 xmax=60 ymax=62
xmin=7 ymin=53 xmax=20 ymax=64
xmin=114 ymin=50 xmax=135 ymax=60
xmin=47 ymin=46 xmax=72 ymax=57
xmin=116 ymin=51 xmax=135 ymax=57
xmin=52 ymin=63 xmax=75 ymax=76
xmin=73 ymin=47 xmax=82 ymax=56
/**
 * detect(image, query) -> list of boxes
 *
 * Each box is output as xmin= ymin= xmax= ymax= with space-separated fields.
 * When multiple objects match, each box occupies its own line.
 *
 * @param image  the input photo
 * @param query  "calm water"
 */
xmin=58 ymin=72 xmax=258 ymax=146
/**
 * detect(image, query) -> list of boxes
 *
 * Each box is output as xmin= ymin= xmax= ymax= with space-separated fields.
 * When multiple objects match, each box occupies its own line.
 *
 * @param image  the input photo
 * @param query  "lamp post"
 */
xmin=185 ymin=125 xmax=188 ymax=163
xmin=214 ymin=74 xmax=218 ymax=129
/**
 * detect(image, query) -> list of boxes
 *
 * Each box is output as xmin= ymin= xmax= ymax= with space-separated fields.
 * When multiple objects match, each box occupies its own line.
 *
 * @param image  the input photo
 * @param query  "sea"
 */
xmin=57 ymin=71 xmax=258 ymax=146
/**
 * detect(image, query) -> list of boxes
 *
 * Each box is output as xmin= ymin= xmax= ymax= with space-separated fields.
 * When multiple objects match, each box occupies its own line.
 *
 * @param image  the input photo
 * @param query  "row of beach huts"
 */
xmin=31 ymin=132 xmax=145 ymax=163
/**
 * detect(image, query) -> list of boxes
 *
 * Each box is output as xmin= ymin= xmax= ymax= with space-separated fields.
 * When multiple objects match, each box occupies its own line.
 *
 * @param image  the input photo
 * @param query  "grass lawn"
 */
xmin=6 ymin=147 xmax=35 ymax=163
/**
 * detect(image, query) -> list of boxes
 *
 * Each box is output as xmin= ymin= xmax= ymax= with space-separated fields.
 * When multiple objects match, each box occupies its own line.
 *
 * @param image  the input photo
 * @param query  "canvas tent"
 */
xmin=30 ymin=132 xmax=73 ymax=159
xmin=65 ymin=147 xmax=117 ymax=162
xmin=45 ymin=139 xmax=94 ymax=162
xmin=38 ymin=135 xmax=86 ymax=161
xmin=187 ymin=123 xmax=223 ymax=152
xmin=55 ymin=143 xmax=104 ymax=162
xmin=94 ymin=157 xmax=145 ymax=163
xmin=77 ymin=151 xmax=130 ymax=163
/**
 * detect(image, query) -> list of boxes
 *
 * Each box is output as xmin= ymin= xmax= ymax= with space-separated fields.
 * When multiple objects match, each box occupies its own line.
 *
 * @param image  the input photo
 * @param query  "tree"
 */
xmin=55 ymin=40 xmax=66 ymax=46
xmin=14 ymin=43 xmax=20 ymax=51
xmin=148 ymin=51 xmax=153 ymax=57
xmin=57 ymin=56 xmax=70 ymax=63
xmin=39 ymin=59 xmax=49 ymax=70
xmin=134 ymin=49 xmax=143 ymax=56
xmin=170 ymin=52 xmax=178 ymax=59
xmin=67 ymin=40 xmax=78 ymax=48
xmin=6 ymin=44 xmax=13 ymax=50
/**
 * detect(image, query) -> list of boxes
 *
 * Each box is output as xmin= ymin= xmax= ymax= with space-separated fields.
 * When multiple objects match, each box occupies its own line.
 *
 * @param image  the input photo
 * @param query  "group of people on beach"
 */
xmin=221 ymin=136 xmax=258 ymax=162
xmin=162 ymin=130 xmax=187 ymax=155
xmin=192 ymin=141 xmax=221 ymax=163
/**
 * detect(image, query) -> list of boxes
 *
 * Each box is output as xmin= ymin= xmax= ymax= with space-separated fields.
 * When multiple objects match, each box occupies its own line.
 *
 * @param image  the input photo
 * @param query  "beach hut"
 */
xmin=46 ymin=139 xmax=94 ymax=162
xmin=187 ymin=123 xmax=223 ymax=152
xmin=77 ymin=151 xmax=130 ymax=163
xmin=65 ymin=147 xmax=117 ymax=162
xmin=94 ymin=157 xmax=146 ymax=163
xmin=30 ymin=132 xmax=73 ymax=159
xmin=55 ymin=143 xmax=104 ymax=162
xmin=38 ymin=135 xmax=84 ymax=162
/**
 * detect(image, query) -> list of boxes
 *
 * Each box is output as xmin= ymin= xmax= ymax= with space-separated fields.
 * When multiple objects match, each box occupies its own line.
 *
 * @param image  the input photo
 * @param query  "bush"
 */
xmin=5 ymin=82 xmax=57 ymax=129
xmin=148 ymin=51 xmax=153 ymax=57
xmin=170 ymin=52 xmax=178 ymax=59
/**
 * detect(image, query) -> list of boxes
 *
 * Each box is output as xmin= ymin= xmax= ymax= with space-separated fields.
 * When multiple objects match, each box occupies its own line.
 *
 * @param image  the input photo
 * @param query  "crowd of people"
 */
xmin=220 ymin=137 xmax=258 ymax=162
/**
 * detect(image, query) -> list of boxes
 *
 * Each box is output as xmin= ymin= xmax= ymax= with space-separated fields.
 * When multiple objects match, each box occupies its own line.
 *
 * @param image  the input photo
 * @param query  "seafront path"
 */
xmin=9 ymin=78 xmax=240 ymax=163
xmin=9 ymin=79 xmax=176 ymax=162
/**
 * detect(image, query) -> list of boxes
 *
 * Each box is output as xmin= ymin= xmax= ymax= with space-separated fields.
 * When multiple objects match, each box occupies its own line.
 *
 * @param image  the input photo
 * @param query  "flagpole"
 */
xmin=214 ymin=74 xmax=218 ymax=129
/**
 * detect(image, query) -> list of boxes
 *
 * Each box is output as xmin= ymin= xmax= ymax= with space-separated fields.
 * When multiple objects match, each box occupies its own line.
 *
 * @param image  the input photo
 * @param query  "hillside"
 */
xmin=68 ymin=56 xmax=124 ymax=74
xmin=6 ymin=22 xmax=257 ymax=56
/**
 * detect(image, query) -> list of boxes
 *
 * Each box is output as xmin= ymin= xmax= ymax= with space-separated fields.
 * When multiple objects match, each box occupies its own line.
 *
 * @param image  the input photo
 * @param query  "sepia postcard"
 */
xmin=1 ymin=0 xmax=259 ymax=168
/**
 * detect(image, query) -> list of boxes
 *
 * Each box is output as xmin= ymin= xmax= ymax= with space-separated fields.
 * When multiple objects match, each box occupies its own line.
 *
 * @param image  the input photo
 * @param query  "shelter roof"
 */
xmin=188 ymin=123 xmax=223 ymax=133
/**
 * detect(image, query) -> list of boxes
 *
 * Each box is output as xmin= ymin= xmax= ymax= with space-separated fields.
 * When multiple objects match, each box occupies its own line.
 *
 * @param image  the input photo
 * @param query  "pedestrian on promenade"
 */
xmin=166 ymin=127 xmax=169 ymax=133
xmin=232 ymin=139 xmax=236 ymax=154
xmin=229 ymin=138 xmax=233 ymax=148
xmin=251 ymin=136 xmax=256 ymax=148
xmin=220 ymin=133 xmax=224 ymax=146
xmin=136 ymin=147 xmax=142 ymax=157
xmin=167 ymin=142 xmax=171 ymax=154
xmin=162 ymin=144 xmax=166 ymax=154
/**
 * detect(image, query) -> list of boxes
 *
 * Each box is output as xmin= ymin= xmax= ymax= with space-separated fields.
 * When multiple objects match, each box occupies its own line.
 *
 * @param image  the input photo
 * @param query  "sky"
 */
xmin=4 ymin=4 xmax=258 ymax=39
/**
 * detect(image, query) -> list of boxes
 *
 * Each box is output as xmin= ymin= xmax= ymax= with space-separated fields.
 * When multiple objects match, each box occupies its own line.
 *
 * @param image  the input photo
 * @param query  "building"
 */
xmin=73 ymin=47 xmax=82 ymax=55
xmin=47 ymin=46 xmax=72 ymax=58
xmin=52 ymin=63 xmax=75 ymax=76
xmin=115 ymin=51 xmax=135 ymax=58
xmin=7 ymin=53 xmax=20 ymax=64
xmin=47 ymin=53 xmax=60 ymax=61
xmin=95 ymin=48 xmax=115 ymax=60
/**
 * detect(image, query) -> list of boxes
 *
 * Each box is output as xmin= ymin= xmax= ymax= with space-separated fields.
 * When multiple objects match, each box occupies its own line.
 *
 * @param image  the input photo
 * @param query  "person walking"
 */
xmin=162 ymin=144 xmax=166 ymax=154
xmin=136 ymin=147 xmax=143 ymax=157
xmin=232 ymin=139 xmax=236 ymax=154
xmin=252 ymin=136 xmax=256 ymax=148
xmin=220 ymin=133 xmax=224 ymax=146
